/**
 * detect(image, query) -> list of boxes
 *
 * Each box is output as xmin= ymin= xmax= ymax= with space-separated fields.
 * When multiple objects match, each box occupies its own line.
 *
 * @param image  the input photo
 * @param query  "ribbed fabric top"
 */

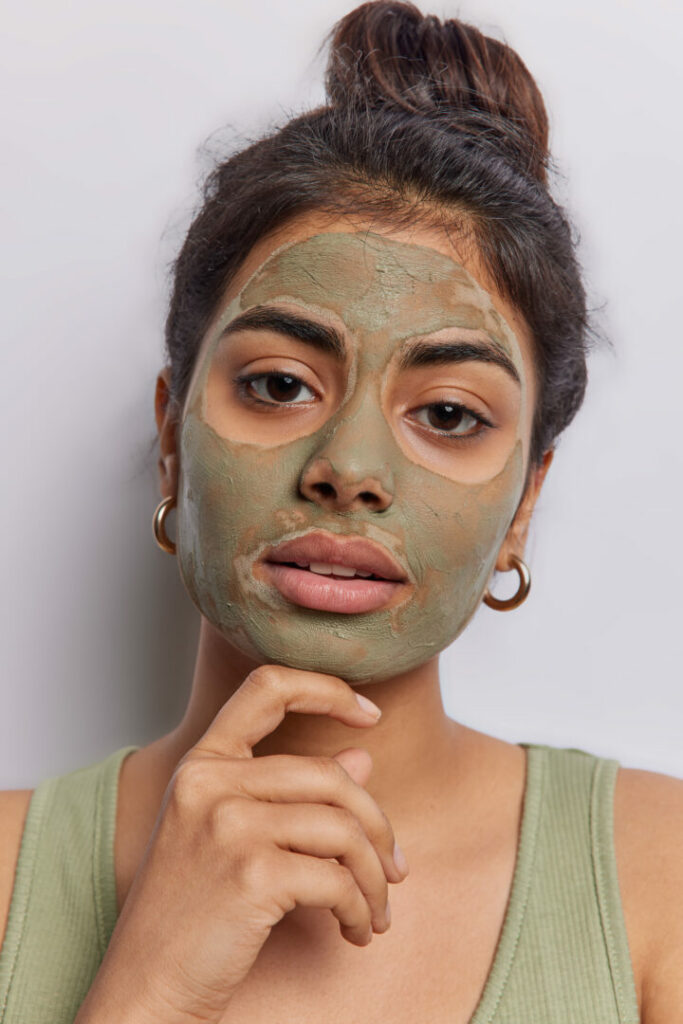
xmin=0 ymin=742 xmax=640 ymax=1024
xmin=0 ymin=745 xmax=140 ymax=1023
xmin=469 ymin=745 xmax=640 ymax=1023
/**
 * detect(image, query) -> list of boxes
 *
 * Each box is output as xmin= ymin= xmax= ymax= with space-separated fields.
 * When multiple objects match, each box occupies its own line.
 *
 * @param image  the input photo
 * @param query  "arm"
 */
xmin=0 ymin=789 xmax=33 ymax=954
xmin=614 ymin=765 xmax=683 ymax=1022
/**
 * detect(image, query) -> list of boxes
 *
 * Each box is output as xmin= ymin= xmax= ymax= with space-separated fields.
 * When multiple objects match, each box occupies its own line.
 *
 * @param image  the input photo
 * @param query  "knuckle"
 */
xmin=170 ymin=758 xmax=214 ymax=812
xmin=236 ymin=845 xmax=276 ymax=895
xmin=334 ymin=862 xmax=360 ymax=900
xmin=245 ymin=664 xmax=282 ymax=696
xmin=337 ymin=806 xmax=364 ymax=842
xmin=310 ymin=755 xmax=345 ymax=788
xmin=206 ymin=795 xmax=252 ymax=841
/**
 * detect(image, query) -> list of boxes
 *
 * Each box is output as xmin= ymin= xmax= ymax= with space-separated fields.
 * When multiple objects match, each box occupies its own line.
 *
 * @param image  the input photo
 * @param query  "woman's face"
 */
xmin=174 ymin=213 xmax=538 ymax=684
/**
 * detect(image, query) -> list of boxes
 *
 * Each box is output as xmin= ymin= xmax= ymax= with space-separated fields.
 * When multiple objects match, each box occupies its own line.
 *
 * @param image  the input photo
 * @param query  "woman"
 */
xmin=0 ymin=2 xmax=681 ymax=1021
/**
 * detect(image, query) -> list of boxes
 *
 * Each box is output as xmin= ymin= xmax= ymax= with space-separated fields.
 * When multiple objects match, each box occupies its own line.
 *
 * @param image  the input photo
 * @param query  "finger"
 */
xmin=250 ymin=800 xmax=391 ymax=933
xmin=275 ymin=850 xmax=376 ymax=946
xmin=190 ymin=665 xmax=382 ymax=760
xmin=219 ymin=753 xmax=405 ymax=884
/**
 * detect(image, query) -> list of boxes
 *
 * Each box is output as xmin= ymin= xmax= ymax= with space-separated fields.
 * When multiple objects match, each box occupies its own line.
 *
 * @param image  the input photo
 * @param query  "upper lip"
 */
xmin=262 ymin=530 xmax=408 ymax=582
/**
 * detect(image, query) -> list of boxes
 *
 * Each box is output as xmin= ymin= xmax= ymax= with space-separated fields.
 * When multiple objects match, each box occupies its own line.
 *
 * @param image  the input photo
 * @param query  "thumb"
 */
xmin=332 ymin=747 xmax=373 ymax=787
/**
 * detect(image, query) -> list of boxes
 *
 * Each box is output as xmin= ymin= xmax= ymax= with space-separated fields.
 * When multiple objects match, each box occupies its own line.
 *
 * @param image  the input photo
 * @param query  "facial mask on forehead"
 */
xmin=176 ymin=231 xmax=528 ymax=684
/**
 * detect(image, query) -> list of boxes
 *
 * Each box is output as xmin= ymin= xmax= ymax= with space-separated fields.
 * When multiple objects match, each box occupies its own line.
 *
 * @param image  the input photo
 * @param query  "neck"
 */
xmin=161 ymin=617 xmax=467 ymax=838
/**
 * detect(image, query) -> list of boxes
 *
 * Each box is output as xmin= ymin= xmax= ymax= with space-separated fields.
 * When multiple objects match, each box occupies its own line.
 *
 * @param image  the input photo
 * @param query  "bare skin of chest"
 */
xmin=217 ymin=835 xmax=517 ymax=1024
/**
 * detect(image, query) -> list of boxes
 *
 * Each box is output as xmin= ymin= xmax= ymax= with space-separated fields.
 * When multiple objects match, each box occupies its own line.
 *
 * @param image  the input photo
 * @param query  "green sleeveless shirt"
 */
xmin=0 ymin=743 xmax=640 ymax=1023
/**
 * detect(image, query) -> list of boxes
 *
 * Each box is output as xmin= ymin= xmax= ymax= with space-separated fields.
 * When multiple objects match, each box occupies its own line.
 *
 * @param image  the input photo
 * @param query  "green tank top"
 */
xmin=0 ymin=743 xmax=640 ymax=1023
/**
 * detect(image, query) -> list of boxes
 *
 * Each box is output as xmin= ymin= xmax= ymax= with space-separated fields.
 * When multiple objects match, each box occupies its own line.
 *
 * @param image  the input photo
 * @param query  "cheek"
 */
xmin=376 ymin=440 xmax=526 ymax=670
xmin=176 ymin=411 xmax=330 ymax=601
xmin=395 ymin=439 xmax=525 ymax=593
xmin=177 ymin=412 xmax=297 ymax=557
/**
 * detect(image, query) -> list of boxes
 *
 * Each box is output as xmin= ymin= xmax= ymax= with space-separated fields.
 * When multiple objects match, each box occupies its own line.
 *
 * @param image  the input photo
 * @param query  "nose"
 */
xmin=299 ymin=456 xmax=394 ymax=512
xmin=298 ymin=393 xmax=395 ymax=513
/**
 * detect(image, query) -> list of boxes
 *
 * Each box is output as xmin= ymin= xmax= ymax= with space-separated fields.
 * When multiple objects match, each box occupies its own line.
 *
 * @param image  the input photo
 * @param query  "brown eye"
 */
xmin=413 ymin=402 xmax=486 ymax=437
xmin=239 ymin=372 xmax=315 ymax=405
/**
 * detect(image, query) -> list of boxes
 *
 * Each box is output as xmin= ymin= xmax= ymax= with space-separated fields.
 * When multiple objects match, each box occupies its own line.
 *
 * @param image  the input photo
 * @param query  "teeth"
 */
xmin=309 ymin=561 xmax=331 ymax=577
xmin=307 ymin=562 xmax=373 ymax=578
xmin=309 ymin=562 xmax=334 ymax=575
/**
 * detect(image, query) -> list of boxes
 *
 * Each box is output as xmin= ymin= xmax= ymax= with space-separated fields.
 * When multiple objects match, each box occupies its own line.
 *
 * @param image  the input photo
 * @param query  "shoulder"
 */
xmin=0 ymin=789 xmax=34 ymax=953
xmin=614 ymin=764 xmax=683 ymax=1023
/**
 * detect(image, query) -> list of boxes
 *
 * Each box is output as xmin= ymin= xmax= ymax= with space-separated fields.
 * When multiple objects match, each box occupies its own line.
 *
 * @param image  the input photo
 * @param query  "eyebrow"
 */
xmin=220 ymin=306 xmax=346 ymax=360
xmin=398 ymin=340 xmax=521 ymax=386
xmin=221 ymin=305 xmax=520 ymax=386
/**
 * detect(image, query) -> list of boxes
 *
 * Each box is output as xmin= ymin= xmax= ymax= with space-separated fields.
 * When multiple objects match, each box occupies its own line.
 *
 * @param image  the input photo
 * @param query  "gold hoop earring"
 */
xmin=152 ymin=495 xmax=177 ymax=555
xmin=483 ymin=553 xmax=530 ymax=611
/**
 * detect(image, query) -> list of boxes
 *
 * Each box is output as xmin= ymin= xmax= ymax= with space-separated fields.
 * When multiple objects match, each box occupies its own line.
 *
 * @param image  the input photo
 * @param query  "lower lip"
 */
xmin=262 ymin=563 xmax=405 ymax=613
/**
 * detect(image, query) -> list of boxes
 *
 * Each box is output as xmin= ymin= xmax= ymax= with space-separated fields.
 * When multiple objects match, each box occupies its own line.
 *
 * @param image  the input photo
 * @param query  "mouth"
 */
xmin=259 ymin=530 xmax=411 ymax=614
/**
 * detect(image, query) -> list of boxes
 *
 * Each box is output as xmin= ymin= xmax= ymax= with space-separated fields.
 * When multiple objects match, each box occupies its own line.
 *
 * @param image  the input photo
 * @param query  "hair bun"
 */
xmin=324 ymin=0 xmax=549 ymax=183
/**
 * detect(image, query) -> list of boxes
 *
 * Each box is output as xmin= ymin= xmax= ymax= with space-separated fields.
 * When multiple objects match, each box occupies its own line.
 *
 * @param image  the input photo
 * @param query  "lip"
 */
xmin=261 ymin=564 xmax=406 ymax=613
xmin=259 ymin=529 xmax=411 ymax=614
xmin=262 ymin=530 xmax=409 ymax=582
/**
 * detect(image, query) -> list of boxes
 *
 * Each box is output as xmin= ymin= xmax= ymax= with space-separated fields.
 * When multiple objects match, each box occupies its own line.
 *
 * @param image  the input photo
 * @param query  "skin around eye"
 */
xmin=385 ymin=374 xmax=517 ymax=482
xmin=235 ymin=373 xmax=493 ymax=449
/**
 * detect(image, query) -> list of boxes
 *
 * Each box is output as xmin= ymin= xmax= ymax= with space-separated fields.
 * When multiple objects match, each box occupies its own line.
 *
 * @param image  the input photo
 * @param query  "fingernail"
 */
xmin=393 ymin=842 xmax=409 ymax=876
xmin=356 ymin=693 xmax=382 ymax=718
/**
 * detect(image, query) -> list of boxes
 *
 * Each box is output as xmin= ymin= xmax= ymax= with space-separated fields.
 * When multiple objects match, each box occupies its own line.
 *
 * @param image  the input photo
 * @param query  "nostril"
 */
xmin=359 ymin=491 xmax=381 ymax=509
xmin=313 ymin=481 xmax=336 ymax=499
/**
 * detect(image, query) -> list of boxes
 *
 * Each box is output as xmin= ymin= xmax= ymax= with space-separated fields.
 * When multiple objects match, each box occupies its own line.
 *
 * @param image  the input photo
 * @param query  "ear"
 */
xmin=494 ymin=448 xmax=554 ymax=571
xmin=154 ymin=367 xmax=181 ymax=500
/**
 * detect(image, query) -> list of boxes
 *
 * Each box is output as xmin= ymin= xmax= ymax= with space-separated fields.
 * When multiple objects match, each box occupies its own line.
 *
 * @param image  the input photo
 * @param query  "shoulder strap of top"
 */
xmin=481 ymin=744 xmax=639 ymax=1024
xmin=0 ymin=745 xmax=139 ymax=1023
xmin=590 ymin=754 xmax=641 ymax=1022
xmin=469 ymin=743 xmax=546 ymax=1024
xmin=541 ymin=746 xmax=639 ymax=1022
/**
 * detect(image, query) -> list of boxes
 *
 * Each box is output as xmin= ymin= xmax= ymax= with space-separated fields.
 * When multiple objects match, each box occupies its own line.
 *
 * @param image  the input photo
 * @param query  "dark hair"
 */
xmin=164 ymin=0 xmax=591 ymax=484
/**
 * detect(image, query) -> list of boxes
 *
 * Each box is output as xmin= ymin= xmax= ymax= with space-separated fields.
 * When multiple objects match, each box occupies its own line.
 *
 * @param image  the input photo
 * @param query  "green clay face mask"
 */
xmin=176 ymin=230 xmax=530 ymax=684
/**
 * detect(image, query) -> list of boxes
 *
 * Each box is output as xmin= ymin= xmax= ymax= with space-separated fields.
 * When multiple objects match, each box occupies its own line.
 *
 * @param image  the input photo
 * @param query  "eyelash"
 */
xmin=232 ymin=372 xmax=494 ymax=444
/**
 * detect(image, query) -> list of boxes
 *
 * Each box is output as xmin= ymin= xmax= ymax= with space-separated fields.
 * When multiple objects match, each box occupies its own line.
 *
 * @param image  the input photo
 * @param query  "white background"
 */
xmin=1 ymin=0 xmax=681 ymax=788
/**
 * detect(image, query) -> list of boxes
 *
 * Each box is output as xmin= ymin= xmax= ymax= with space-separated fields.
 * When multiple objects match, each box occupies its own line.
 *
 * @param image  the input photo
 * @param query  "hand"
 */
xmin=75 ymin=665 xmax=409 ymax=1024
